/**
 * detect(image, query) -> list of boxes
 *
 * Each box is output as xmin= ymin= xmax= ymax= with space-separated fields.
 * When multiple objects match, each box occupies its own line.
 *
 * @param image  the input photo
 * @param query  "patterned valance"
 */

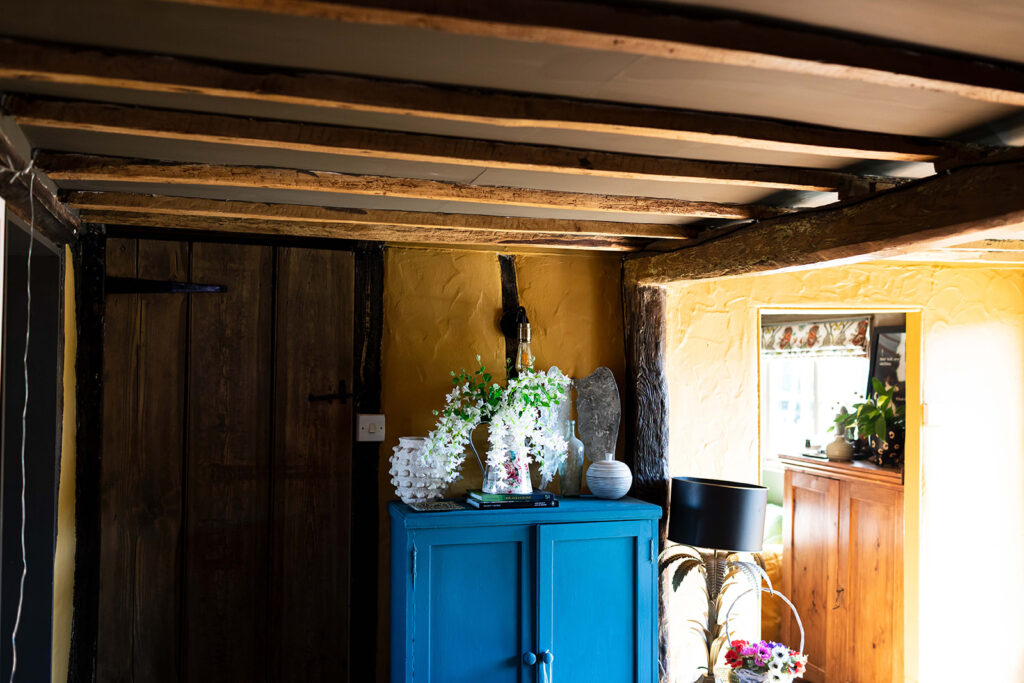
xmin=761 ymin=318 xmax=870 ymax=357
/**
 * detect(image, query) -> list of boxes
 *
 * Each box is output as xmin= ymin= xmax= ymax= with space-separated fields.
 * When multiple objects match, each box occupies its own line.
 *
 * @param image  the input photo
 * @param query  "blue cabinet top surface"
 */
xmin=389 ymin=495 xmax=661 ymax=529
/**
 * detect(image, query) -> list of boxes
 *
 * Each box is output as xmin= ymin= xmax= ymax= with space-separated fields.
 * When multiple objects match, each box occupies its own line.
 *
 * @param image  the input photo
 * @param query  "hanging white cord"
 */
xmin=3 ymin=154 xmax=36 ymax=683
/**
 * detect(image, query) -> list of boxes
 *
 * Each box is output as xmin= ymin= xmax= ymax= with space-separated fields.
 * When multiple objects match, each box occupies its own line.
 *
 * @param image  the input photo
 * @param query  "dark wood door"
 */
xmin=100 ymin=239 xmax=354 ymax=683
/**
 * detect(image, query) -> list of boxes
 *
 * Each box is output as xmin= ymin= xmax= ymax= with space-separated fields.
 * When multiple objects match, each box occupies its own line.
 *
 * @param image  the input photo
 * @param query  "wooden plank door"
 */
xmin=99 ymin=239 xmax=188 ymax=683
xmin=782 ymin=470 xmax=840 ymax=683
xmin=271 ymin=247 xmax=354 ymax=681
xmin=185 ymin=243 xmax=274 ymax=682
xmin=536 ymin=520 xmax=656 ymax=683
xmin=836 ymin=481 xmax=903 ymax=683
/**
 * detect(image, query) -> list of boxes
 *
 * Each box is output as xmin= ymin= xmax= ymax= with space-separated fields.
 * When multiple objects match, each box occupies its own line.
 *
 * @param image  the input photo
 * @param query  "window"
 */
xmin=760 ymin=317 xmax=870 ymax=459
xmin=762 ymin=355 xmax=868 ymax=457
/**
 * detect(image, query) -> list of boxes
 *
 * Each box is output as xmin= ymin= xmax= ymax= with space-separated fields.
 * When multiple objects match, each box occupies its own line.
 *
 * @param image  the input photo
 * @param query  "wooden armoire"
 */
xmin=779 ymin=456 xmax=903 ymax=683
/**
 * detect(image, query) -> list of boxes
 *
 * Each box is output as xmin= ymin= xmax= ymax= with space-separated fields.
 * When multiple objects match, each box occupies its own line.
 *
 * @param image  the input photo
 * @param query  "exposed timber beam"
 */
xmin=627 ymin=161 xmax=1024 ymax=284
xmin=4 ymin=96 xmax=881 ymax=192
xmin=166 ymin=0 xmax=1024 ymax=107
xmin=0 ymin=127 xmax=80 ymax=243
xmin=0 ymin=37 xmax=967 ymax=162
xmin=63 ymin=191 xmax=691 ymax=240
xmin=38 ymin=153 xmax=782 ymax=219
xmin=74 ymin=210 xmax=646 ymax=251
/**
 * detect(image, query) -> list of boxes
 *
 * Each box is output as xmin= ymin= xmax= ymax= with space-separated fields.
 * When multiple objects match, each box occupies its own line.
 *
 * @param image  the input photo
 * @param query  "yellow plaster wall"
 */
xmin=664 ymin=262 xmax=1024 ymax=682
xmin=376 ymin=246 xmax=625 ymax=679
xmin=52 ymin=246 xmax=76 ymax=683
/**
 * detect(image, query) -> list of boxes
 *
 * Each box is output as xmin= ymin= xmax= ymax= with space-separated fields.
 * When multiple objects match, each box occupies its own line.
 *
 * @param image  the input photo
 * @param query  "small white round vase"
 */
xmin=585 ymin=458 xmax=632 ymax=499
xmin=390 ymin=437 xmax=447 ymax=504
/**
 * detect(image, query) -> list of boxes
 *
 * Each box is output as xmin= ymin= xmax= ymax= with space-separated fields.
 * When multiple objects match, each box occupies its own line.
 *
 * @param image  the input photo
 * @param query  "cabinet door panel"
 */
xmin=537 ymin=521 xmax=655 ymax=683
xmin=837 ymin=481 xmax=903 ymax=683
xmin=783 ymin=471 xmax=840 ymax=683
xmin=412 ymin=525 xmax=533 ymax=683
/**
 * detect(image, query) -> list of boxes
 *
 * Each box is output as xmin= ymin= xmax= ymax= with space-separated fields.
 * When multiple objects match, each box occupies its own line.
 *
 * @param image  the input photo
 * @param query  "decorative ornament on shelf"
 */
xmin=824 ymin=407 xmax=854 ymax=462
xmin=558 ymin=419 xmax=585 ymax=496
xmin=585 ymin=453 xmax=632 ymax=499
xmin=424 ymin=356 xmax=571 ymax=495
xmin=390 ymin=437 xmax=447 ymax=504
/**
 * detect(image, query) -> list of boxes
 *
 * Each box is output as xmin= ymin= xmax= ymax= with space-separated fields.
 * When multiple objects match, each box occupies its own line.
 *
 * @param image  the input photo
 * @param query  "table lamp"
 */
xmin=663 ymin=476 xmax=768 ymax=683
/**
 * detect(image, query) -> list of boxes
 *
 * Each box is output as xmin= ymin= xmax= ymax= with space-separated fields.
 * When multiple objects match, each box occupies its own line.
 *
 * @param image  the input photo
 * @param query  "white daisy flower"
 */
xmin=770 ymin=646 xmax=790 ymax=664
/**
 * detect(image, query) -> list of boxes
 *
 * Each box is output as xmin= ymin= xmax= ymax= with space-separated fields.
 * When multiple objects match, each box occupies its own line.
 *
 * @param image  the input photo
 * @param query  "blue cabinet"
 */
xmin=390 ymin=498 xmax=661 ymax=683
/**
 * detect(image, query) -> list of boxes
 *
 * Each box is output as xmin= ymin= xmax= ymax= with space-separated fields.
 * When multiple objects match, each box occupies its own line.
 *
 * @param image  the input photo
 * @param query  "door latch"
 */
xmin=308 ymin=380 xmax=354 ymax=404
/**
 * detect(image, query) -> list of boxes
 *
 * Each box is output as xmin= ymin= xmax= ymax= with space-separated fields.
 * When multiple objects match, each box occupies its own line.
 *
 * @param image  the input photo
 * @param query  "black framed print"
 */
xmin=868 ymin=325 xmax=906 ymax=406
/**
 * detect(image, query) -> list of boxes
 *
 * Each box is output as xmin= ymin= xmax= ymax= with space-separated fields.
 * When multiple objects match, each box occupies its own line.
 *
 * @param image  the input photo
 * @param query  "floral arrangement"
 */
xmin=424 ymin=357 xmax=571 ymax=488
xmin=724 ymin=640 xmax=806 ymax=682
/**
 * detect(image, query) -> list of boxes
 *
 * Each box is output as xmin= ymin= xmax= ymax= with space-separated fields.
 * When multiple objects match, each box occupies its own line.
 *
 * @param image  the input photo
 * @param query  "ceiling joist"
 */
xmin=0 ymin=38 xmax=969 ymax=162
xmin=38 ymin=152 xmax=785 ymax=219
xmin=67 ymin=193 xmax=654 ymax=250
xmin=64 ymin=190 xmax=690 ymax=240
xmin=166 ymin=0 xmax=1024 ymax=107
xmin=627 ymin=160 xmax=1024 ymax=284
xmin=4 ymin=96 xmax=889 ymax=192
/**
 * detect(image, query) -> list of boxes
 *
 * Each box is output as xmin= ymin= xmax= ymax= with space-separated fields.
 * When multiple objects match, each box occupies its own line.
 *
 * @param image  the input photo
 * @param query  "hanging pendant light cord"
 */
xmin=3 ymin=154 xmax=36 ymax=683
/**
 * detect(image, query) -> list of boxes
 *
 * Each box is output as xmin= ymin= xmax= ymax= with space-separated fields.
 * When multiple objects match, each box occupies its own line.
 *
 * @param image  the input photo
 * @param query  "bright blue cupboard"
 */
xmin=389 ymin=498 xmax=661 ymax=682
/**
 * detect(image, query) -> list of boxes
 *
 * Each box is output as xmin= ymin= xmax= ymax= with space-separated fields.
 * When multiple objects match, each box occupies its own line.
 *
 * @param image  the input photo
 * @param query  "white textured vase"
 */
xmin=585 ymin=456 xmax=632 ymax=499
xmin=390 ymin=437 xmax=447 ymax=504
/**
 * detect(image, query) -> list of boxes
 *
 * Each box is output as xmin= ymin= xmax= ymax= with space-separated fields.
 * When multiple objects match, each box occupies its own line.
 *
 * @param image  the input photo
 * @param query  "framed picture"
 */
xmin=868 ymin=325 xmax=906 ymax=406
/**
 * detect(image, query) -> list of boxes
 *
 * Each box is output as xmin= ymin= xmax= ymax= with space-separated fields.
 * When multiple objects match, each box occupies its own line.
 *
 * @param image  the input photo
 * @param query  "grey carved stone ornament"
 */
xmin=574 ymin=367 xmax=621 ymax=462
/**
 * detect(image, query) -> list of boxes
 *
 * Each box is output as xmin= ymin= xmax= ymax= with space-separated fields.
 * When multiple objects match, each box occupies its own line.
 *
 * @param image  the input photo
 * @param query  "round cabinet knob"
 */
xmin=522 ymin=652 xmax=537 ymax=666
xmin=540 ymin=651 xmax=554 ymax=664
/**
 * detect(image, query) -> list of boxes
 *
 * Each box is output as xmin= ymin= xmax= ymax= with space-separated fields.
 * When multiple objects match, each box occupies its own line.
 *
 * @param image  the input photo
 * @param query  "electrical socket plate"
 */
xmin=357 ymin=413 xmax=386 ymax=442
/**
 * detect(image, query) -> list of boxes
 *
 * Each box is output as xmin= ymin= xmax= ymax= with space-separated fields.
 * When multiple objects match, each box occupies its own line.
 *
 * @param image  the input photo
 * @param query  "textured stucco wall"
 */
xmin=376 ymin=247 xmax=625 ymax=679
xmin=664 ymin=262 xmax=1024 ymax=682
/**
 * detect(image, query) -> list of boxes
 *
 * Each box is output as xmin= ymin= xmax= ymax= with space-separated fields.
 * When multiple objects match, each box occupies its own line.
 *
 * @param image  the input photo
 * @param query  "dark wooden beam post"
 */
xmin=498 ymin=255 xmax=520 ymax=378
xmin=68 ymin=226 xmax=105 ymax=683
xmin=622 ymin=276 xmax=671 ymax=682
xmin=350 ymin=241 xmax=384 ymax=683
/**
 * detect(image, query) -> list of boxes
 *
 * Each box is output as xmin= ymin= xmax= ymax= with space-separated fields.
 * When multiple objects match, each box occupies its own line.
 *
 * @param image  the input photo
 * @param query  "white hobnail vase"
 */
xmin=585 ymin=454 xmax=632 ymax=499
xmin=390 ymin=437 xmax=447 ymax=504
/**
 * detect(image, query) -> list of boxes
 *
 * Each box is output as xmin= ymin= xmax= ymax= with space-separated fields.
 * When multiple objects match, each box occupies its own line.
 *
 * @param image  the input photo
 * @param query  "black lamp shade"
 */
xmin=668 ymin=476 xmax=768 ymax=553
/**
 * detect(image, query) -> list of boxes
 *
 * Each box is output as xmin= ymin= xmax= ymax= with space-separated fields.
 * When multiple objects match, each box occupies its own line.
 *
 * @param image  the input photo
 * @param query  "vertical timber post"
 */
xmin=69 ymin=226 xmax=105 ymax=683
xmin=623 ymin=274 xmax=671 ymax=682
xmin=351 ymin=241 xmax=384 ymax=683
xmin=498 ymin=255 xmax=520 ymax=378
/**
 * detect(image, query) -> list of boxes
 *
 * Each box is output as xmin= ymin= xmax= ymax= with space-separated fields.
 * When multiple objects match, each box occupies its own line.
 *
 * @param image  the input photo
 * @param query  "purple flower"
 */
xmin=740 ymin=646 xmax=756 ymax=657
xmin=754 ymin=643 xmax=773 ymax=666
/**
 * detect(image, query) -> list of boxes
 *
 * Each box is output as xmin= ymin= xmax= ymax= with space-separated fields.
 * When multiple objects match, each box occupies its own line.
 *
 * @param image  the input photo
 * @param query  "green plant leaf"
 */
xmin=871 ymin=377 xmax=885 ymax=395
xmin=874 ymin=415 xmax=887 ymax=441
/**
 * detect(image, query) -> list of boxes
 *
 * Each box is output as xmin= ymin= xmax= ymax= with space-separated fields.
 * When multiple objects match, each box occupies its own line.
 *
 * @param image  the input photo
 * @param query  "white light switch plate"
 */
xmin=357 ymin=413 xmax=386 ymax=442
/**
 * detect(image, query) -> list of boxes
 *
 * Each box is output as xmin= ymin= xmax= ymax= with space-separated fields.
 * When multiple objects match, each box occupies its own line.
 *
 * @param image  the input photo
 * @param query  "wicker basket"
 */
xmin=719 ymin=587 xmax=806 ymax=683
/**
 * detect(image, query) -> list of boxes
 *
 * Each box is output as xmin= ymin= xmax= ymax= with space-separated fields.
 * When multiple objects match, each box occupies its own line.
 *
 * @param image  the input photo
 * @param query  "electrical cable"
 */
xmin=2 ymin=154 xmax=36 ymax=683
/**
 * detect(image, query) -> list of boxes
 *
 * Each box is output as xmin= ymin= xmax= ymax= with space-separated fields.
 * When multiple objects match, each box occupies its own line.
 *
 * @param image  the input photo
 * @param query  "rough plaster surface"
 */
xmin=376 ymin=247 xmax=626 ymax=679
xmin=665 ymin=261 xmax=1024 ymax=683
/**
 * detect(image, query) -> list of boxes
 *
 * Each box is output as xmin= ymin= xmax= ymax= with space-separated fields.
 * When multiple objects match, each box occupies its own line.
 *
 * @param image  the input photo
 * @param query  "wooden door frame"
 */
xmin=67 ymin=227 xmax=385 ymax=683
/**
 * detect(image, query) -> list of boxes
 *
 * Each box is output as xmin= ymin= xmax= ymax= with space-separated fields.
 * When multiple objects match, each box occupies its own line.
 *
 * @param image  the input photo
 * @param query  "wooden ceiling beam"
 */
xmin=5 ymin=95 xmax=883 ymax=192
xmin=167 ymin=0 xmax=1024 ymax=107
xmin=63 ymin=191 xmax=691 ymax=240
xmin=38 ymin=152 xmax=784 ymax=219
xmin=71 ymin=209 xmax=648 ymax=252
xmin=627 ymin=161 xmax=1024 ymax=284
xmin=0 ymin=128 xmax=80 ymax=244
xmin=0 ymin=37 xmax=966 ymax=162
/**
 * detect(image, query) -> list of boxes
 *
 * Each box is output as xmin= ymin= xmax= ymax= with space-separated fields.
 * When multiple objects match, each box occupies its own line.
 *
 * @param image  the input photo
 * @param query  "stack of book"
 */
xmin=465 ymin=490 xmax=558 ymax=509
